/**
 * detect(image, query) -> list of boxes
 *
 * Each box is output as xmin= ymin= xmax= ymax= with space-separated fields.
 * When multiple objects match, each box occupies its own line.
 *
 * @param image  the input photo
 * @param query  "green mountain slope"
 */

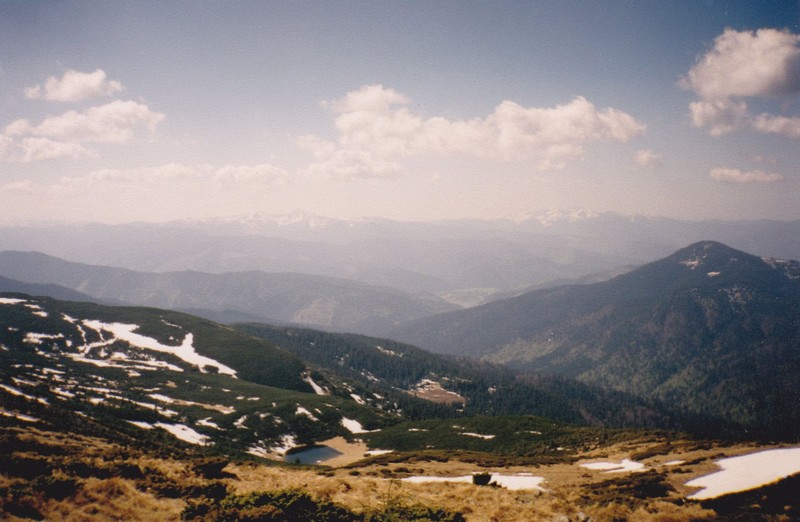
xmin=0 ymin=293 xmax=401 ymax=456
xmin=389 ymin=242 xmax=800 ymax=438
xmin=235 ymin=323 xmax=729 ymax=436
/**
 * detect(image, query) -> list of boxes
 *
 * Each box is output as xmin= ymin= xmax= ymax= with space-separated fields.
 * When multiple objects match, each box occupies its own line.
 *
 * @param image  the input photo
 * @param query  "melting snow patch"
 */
xmin=82 ymin=320 xmax=238 ymax=377
xmin=350 ymin=393 xmax=365 ymax=405
xmin=341 ymin=417 xmax=378 ymax=434
xmin=272 ymin=434 xmax=297 ymax=455
xmin=1 ymin=409 xmax=39 ymax=422
xmin=0 ymin=384 xmax=48 ymax=405
xmin=680 ymin=258 xmax=701 ymax=269
xmin=0 ymin=298 xmax=27 ymax=305
xmin=127 ymin=420 xmax=154 ymax=430
xmin=685 ymin=447 xmax=800 ymax=500
xmin=247 ymin=444 xmax=271 ymax=458
xmin=303 ymin=375 xmax=327 ymax=395
xmin=197 ymin=418 xmax=222 ymax=430
xmin=461 ymin=432 xmax=496 ymax=440
xmin=25 ymin=332 xmax=63 ymax=345
xmin=154 ymin=422 xmax=211 ymax=446
xmin=707 ymin=271 xmax=721 ymax=277
xmin=365 ymin=449 xmax=394 ymax=457
xmin=580 ymin=459 xmax=646 ymax=473
xmin=295 ymin=406 xmax=319 ymax=421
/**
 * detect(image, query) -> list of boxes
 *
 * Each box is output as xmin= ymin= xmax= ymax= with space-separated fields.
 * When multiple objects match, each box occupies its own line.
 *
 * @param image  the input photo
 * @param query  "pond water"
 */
xmin=284 ymin=445 xmax=343 ymax=465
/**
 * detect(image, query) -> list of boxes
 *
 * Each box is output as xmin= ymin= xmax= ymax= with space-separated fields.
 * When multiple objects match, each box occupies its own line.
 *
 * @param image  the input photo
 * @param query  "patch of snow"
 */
xmin=24 ymin=332 xmax=63 ymax=345
xmin=375 ymin=345 xmax=402 ymax=357
xmin=295 ymin=406 xmax=319 ymax=421
xmin=52 ymin=387 xmax=76 ymax=399
xmin=234 ymin=415 xmax=248 ymax=428
xmin=492 ymin=473 xmax=548 ymax=491
xmin=350 ymin=393 xmax=365 ymax=405
xmin=271 ymin=434 xmax=297 ymax=455
xmin=0 ymin=383 xmax=48 ymax=405
xmin=154 ymin=422 xmax=211 ymax=446
xmin=0 ymin=297 xmax=27 ymax=305
xmin=127 ymin=420 xmax=154 ymax=430
xmin=680 ymin=257 xmax=701 ymax=269
xmin=707 ymin=271 xmax=721 ymax=277
xmin=0 ymin=409 xmax=39 ymax=422
xmin=11 ymin=377 xmax=37 ymax=387
xmin=303 ymin=374 xmax=327 ymax=395
xmin=247 ymin=444 xmax=271 ymax=458
xmin=82 ymin=320 xmax=237 ymax=377
xmin=461 ymin=432 xmax=496 ymax=440
xmin=664 ymin=460 xmax=685 ymax=466
xmin=146 ymin=394 xmax=234 ymax=414
xmin=341 ymin=417 xmax=378 ymax=434
xmin=197 ymin=417 xmax=223 ymax=430
xmin=580 ymin=459 xmax=646 ymax=473
xmin=365 ymin=449 xmax=394 ymax=457
xmin=685 ymin=447 xmax=800 ymax=500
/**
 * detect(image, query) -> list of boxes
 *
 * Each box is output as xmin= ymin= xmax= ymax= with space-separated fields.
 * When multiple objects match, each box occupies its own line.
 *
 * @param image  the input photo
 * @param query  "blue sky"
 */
xmin=1 ymin=1 xmax=799 ymax=223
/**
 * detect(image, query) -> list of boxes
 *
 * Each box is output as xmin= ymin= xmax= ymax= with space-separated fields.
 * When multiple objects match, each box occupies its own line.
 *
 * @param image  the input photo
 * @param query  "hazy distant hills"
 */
xmin=389 ymin=241 xmax=800 ymax=437
xmin=0 ymin=251 xmax=457 ymax=334
xmin=2 ymin=212 xmax=798 ymax=306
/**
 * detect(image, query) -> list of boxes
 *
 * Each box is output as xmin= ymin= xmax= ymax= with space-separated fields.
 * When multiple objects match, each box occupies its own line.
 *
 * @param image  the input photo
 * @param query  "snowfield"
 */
xmin=580 ymin=459 xmax=646 ymax=473
xmin=685 ymin=447 xmax=800 ymax=500
xmin=81 ymin=320 xmax=238 ymax=377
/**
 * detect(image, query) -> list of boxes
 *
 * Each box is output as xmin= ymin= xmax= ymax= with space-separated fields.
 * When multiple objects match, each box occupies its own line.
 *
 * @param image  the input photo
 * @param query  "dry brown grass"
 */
xmin=3 ymin=423 xmax=793 ymax=522
xmin=43 ymin=477 xmax=184 ymax=521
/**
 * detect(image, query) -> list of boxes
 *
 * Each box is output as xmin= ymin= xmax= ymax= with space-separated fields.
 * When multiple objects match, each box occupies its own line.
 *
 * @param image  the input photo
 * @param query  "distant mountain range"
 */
xmin=0 ymin=251 xmax=456 ymax=334
xmin=389 ymin=241 xmax=800 ymax=437
xmin=2 ymin=212 xmax=798 ymax=306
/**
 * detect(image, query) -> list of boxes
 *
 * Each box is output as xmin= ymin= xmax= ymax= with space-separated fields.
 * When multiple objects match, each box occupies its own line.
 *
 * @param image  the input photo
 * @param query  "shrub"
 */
xmin=472 ymin=472 xmax=492 ymax=486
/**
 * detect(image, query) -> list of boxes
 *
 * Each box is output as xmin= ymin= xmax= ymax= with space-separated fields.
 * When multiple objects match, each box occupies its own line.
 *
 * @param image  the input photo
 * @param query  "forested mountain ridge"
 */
xmin=2 ymin=213 xmax=799 ymax=307
xmin=0 ymin=250 xmax=457 ymax=334
xmin=234 ymin=323 xmax=722 ymax=434
xmin=389 ymin=241 xmax=800 ymax=438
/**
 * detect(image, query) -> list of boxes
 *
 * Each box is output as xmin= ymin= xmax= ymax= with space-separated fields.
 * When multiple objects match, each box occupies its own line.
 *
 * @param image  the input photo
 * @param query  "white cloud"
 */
xmin=301 ymin=84 xmax=645 ymax=178
xmin=18 ymin=137 xmax=95 ymax=163
xmin=751 ymin=113 xmax=800 ymax=138
xmin=688 ymin=99 xmax=751 ymax=136
xmin=28 ymin=100 xmax=164 ymax=143
xmin=682 ymin=28 xmax=800 ymax=100
xmin=682 ymin=28 xmax=800 ymax=139
xmin=1 ymin=100 xmax=164 ymax=162
xmin=634 ymin=149 xmax=661 ymax=168
xmin=55 ymin=162 xmax=289 ymax=190
xmin=709 ymin=167 xmax=784 ymax=184
xmin=25 ymin=69 xmax=124 ymax=102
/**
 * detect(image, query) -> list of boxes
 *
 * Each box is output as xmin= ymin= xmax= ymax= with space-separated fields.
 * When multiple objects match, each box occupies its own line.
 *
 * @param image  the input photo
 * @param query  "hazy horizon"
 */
xmin=2 ymin=1 xmax=799 ymax=225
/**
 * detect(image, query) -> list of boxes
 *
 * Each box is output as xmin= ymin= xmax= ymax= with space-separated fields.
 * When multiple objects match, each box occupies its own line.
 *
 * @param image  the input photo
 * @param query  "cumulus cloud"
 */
xmin=634 ymin=149 xmax=661 ymax=168
xmin=25 ymin=69 xmax=124 ymax=102
xmin=709 ymin=167 xmax=784 ymax=184
xmin=1 ymin=100 xmax=164 ymax=162
xmin=301 ymin=84 xmax=645 ymax=178
xmin=681 ymin=28 xmax=800 ymax=100
xmin=682 ymin=28 xmax=800 ymax=139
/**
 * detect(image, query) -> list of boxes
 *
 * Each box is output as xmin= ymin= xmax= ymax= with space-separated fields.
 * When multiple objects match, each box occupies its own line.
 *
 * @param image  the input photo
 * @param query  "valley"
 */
xmin=1 ymin=216 xmax=799 ymax=520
